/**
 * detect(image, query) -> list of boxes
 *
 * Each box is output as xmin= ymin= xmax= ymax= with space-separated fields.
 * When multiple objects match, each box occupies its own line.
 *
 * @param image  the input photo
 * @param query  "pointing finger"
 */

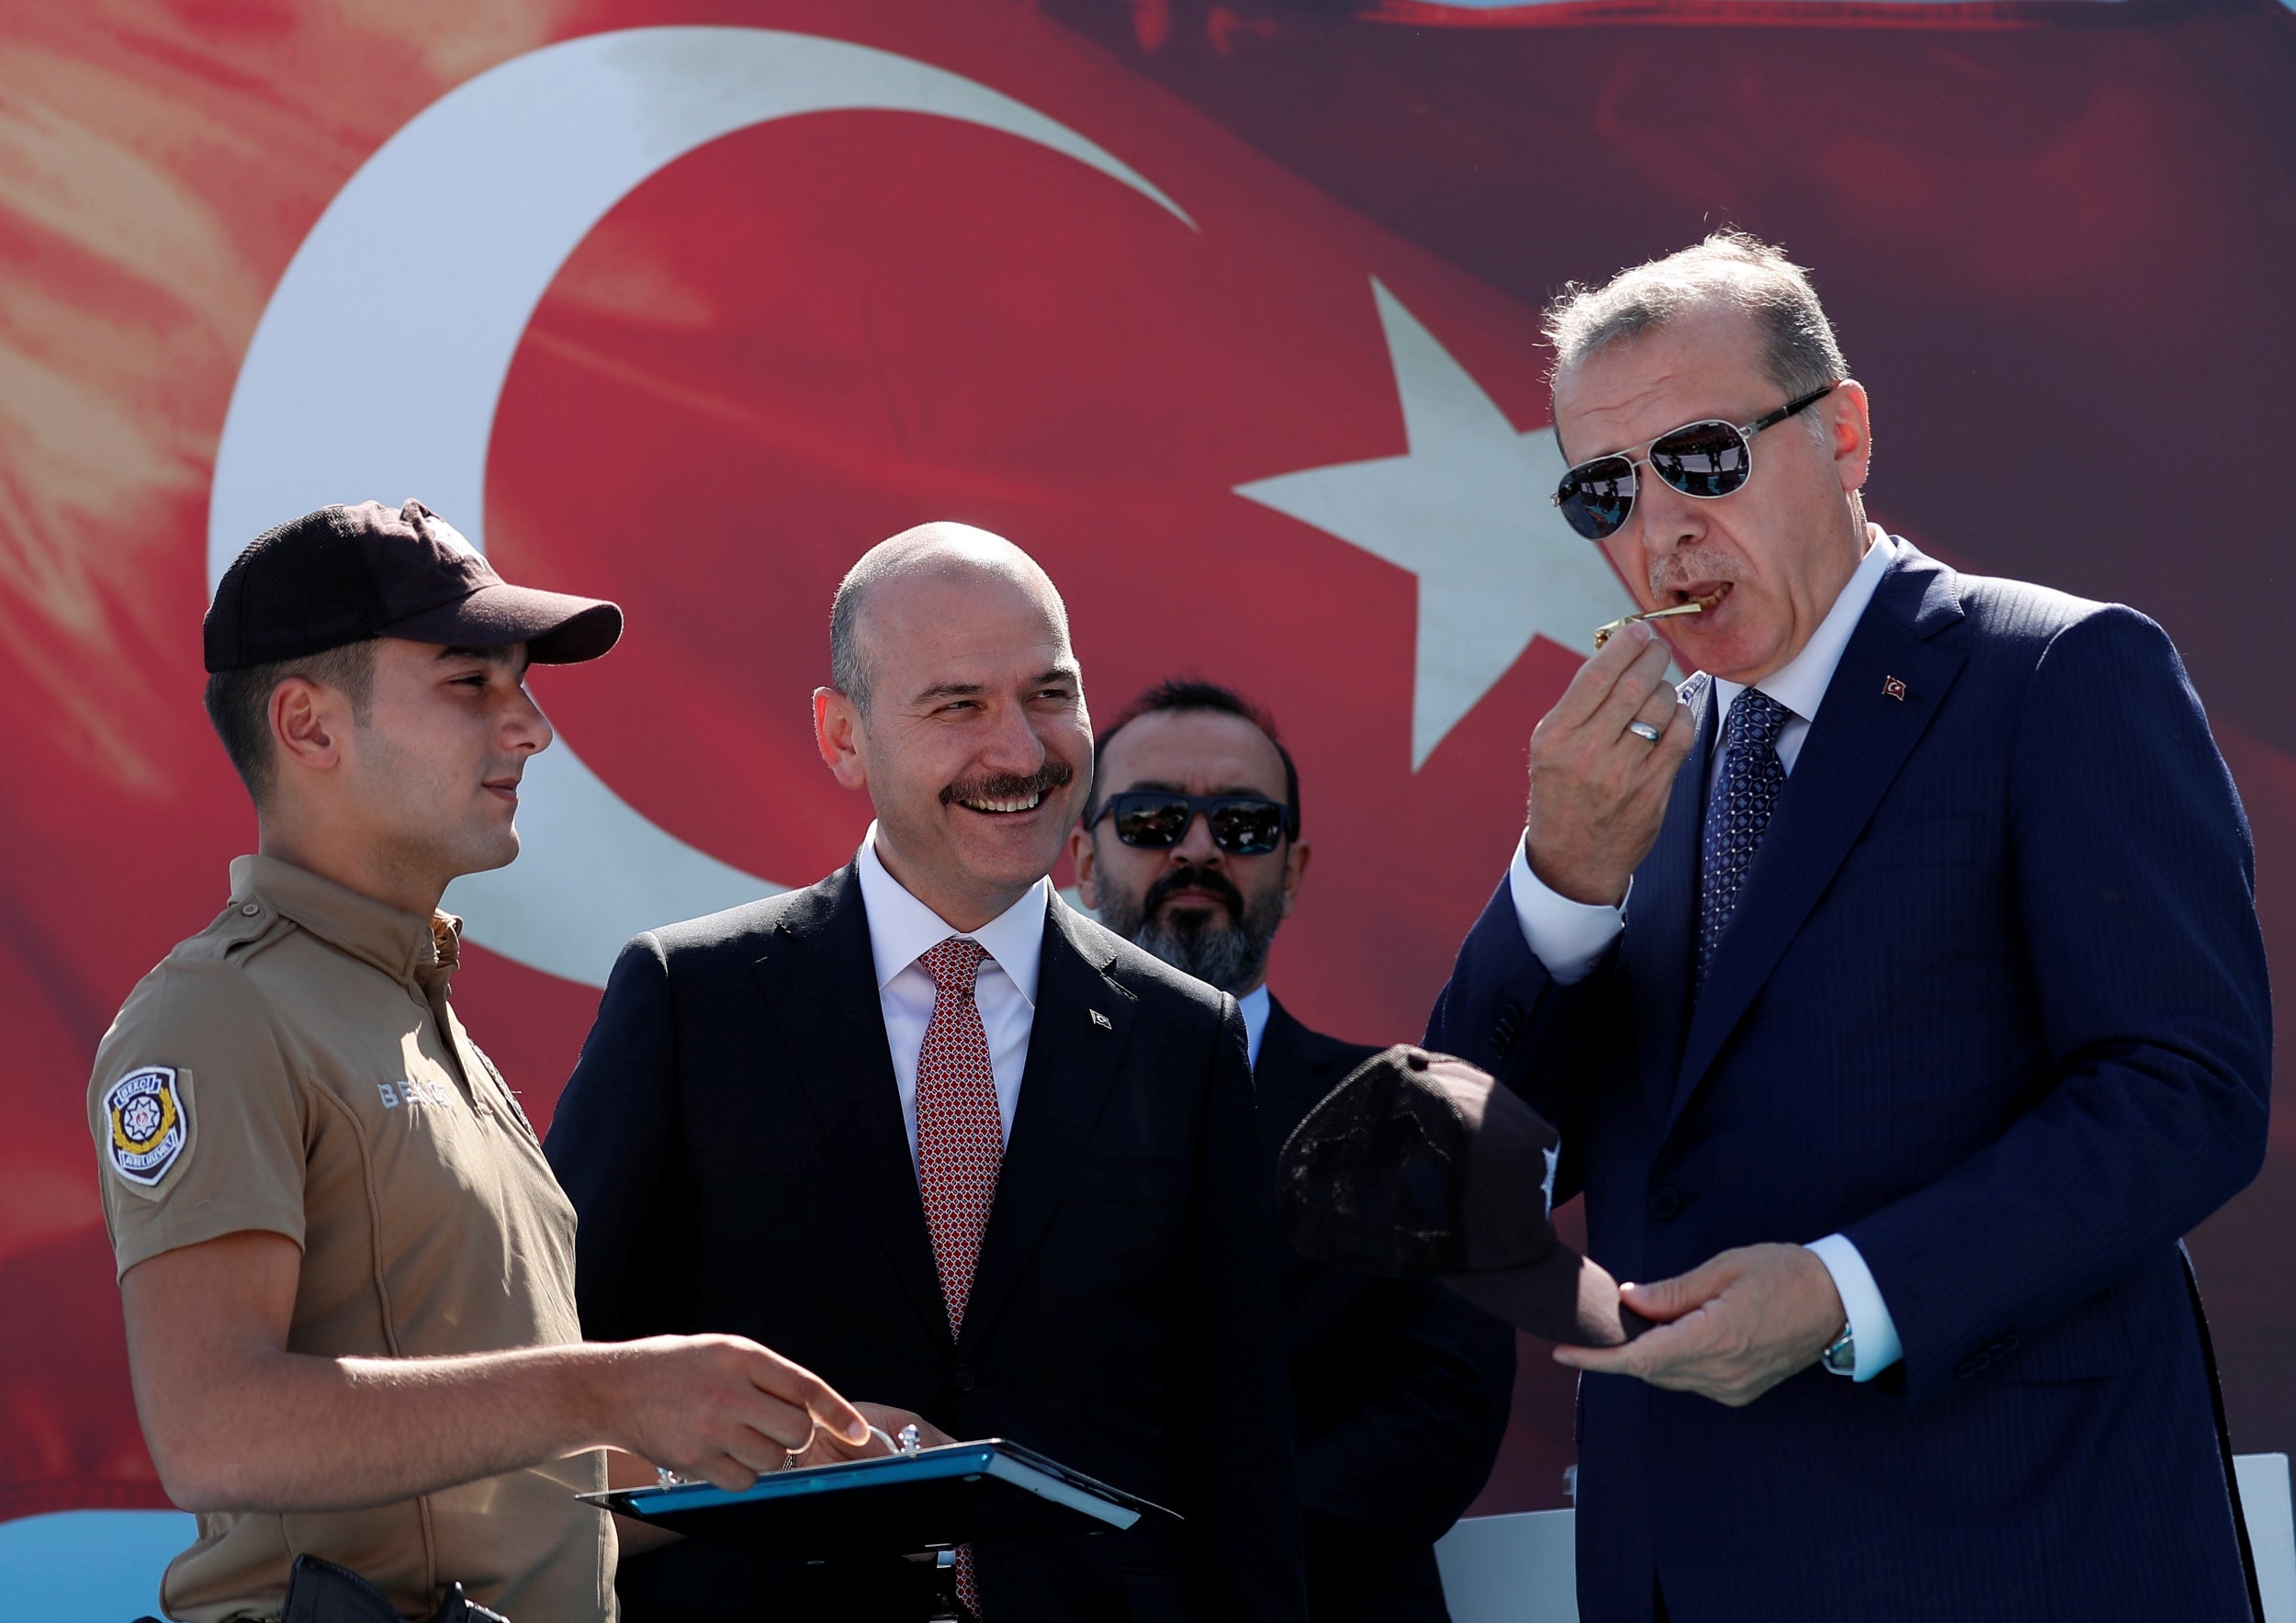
xmin=805 ymin=1387 xmax=871 ymax=1448
xmin=748 ymin=1352 xmax=869 ymax=1447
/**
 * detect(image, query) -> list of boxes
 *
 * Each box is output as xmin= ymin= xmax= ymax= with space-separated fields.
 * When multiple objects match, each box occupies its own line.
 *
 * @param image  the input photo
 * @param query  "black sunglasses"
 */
xmin=1089 ymin=792 xmax=1296 ymax=856
xmin=1551 ymin=385 xmax=1834 ymax=543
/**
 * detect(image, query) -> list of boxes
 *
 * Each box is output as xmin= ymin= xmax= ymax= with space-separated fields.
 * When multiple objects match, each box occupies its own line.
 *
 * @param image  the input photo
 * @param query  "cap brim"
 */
xmin=1440 ymin=1248 xmax=1653 ymax=1347
xmin=380 ymin=583 xmax=624 ymax=664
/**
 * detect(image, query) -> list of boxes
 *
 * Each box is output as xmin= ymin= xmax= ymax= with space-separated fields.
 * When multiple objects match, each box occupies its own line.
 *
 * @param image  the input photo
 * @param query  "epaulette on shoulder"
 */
xmin=175 ymin=898 xmax=299 ymax=965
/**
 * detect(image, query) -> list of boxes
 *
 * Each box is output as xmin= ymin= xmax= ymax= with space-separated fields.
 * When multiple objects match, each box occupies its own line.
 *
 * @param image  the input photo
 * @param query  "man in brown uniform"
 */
xmin=90 ymin=500 xmax=868 ymax=1623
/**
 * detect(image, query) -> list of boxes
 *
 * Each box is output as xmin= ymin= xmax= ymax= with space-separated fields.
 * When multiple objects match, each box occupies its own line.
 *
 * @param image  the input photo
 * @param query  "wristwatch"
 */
xmin=1820 ymin=1323 xmax=1856 ymax=1378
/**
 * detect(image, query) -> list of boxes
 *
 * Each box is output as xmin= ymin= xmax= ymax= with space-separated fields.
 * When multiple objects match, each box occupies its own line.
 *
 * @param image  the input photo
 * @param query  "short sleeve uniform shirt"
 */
xmin=87 ymin=855 xmax=612 ymax=1623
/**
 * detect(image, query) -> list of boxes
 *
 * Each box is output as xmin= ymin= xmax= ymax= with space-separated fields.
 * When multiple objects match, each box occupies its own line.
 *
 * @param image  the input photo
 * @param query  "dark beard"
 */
xmin=1097 ymin=863 xmax=1283 ymax=997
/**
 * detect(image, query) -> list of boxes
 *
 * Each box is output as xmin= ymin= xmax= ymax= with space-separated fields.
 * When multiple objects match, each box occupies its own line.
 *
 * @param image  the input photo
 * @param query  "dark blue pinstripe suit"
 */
xmin=1428 ymin=544 xmax=2270 ymax=1621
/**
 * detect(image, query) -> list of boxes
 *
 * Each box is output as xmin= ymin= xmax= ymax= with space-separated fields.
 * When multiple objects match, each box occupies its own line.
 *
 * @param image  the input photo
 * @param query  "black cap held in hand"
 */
xmin=1277 ymin=1044 xmax=1649 ymax=1347
xmin=204 ymin=499 xmax=623 ymax=673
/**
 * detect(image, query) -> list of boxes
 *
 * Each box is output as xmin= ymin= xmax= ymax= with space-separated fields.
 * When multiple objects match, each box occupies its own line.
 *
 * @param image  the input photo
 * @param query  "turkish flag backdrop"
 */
xmin=2 ymin=0 xmax=2290 ymax=1527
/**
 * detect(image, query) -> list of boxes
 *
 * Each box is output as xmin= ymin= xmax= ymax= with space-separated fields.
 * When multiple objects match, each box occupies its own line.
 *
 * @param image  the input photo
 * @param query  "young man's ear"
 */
xmin=269 ymin=677 xmax=344 ymax=776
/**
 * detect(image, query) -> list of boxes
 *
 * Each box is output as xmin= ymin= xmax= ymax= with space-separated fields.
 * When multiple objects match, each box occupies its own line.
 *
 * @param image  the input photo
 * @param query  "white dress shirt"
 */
xmin=1504 ymin=528 xmax=1903 ymax=1379
xmin=1238 ymin=984 xmax=1273 ymax=1069
xmin=854 ymin=827 xmax=1049 ymax=1175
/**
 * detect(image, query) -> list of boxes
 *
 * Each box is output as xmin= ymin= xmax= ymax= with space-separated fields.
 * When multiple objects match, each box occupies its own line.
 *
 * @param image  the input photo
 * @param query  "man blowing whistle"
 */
xmin=1426 ymin=234 xmax=2270 ymax=1623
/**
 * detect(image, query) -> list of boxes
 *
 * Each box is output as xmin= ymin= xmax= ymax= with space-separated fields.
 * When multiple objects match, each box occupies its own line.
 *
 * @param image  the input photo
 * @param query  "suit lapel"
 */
xmin=1668 ymin=551 xmax=1969 ymax=1127
xmin=960 ymin=898 xmax=1135 ymax=1354
xmin=1254 ymin=997 xmax=1352 ymax=1136
xmin=1252 ymin=998 xmax=1315 ymax=1110
xmin=753 ymin=865 xmax=951 ymax=1352
xmin=1626 ymin=671 xmax=1712 ymax=1126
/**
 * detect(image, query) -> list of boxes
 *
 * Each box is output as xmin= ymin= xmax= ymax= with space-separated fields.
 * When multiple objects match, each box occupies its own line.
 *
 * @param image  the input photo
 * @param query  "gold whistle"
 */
xmin=1593 ymin=601 xmax=1705 ymax=650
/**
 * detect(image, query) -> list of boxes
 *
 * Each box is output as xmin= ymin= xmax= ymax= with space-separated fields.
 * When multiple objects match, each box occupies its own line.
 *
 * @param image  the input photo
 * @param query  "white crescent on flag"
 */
xmin=207 ymin=26 xmax=1195 ymax=987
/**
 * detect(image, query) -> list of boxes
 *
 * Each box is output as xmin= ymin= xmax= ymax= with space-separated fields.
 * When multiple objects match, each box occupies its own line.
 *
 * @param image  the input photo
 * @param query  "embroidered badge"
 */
xmin=106 ymin=1066 xmax=189 ymax=1188
xmin=377 ymin=1078 xmax=455 ymax=1110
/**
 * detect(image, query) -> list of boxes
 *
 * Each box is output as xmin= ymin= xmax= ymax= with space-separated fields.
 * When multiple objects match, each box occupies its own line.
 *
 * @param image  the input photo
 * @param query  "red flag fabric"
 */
xmin=2 ymin=0 xmax=2290 ymax=1527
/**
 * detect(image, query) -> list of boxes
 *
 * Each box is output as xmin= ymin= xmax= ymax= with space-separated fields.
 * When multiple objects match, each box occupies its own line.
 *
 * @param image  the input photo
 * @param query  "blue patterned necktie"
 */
xmin=1698 ymin=687 xmax=1795 ymax=984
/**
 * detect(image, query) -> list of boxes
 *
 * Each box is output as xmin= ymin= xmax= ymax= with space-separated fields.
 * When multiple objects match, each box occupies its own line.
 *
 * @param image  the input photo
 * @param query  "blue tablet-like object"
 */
xmin=580 ymin=1437 xmax=1176 ymax=1562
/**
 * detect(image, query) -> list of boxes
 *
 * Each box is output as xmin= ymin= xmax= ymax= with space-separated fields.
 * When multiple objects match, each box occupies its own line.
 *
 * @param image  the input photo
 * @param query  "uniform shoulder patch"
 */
xmin=105 ymin=1065 xmax=191 ymax=1188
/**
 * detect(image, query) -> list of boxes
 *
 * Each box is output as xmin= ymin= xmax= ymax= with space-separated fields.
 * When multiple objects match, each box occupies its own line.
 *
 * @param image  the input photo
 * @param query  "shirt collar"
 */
xmin=854 ymin=824 xmax=1049 ymax=1008
xmin=1712 ymin=527 xmax=1898 ymax=726
xmin=1238 ymin=984 xmax=1272 ymax=1068
xmin=230 ymin=852 xmax=459 ymax=989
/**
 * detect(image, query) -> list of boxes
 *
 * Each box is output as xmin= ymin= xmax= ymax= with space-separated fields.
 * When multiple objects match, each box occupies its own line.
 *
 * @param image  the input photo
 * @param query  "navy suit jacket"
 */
xmin=546 ymin=866 xmax=1307 ymax=1622
xmin=1427 ymin=545 xmax=2270 ymax=1621
xmin=1253 ymin=997 xmax=1516 ymax=1623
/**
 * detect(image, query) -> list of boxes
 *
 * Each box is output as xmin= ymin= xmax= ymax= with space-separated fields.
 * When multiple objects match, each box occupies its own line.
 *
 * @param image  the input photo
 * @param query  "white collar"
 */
xmin=854 ymin=824 xmax=1049 ymax=1006
xmin=1712 ymin=527 xmax=1898 ymax=726
xmin=1238 ymin=984 xmax=1272 ymax=1069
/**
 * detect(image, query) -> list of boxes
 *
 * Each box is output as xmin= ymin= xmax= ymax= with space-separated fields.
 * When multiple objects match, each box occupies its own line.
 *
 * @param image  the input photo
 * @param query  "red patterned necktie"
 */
xmin=914 ymin=935 xmax=1003 ymax=1619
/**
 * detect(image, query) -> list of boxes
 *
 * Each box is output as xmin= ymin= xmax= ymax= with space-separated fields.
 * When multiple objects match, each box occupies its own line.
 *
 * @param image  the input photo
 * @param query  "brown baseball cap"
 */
xmin=204 ymin=499 xmax=623 ymax=673
xmin=1277 ymin=1044 xmax=1649 ymax=1347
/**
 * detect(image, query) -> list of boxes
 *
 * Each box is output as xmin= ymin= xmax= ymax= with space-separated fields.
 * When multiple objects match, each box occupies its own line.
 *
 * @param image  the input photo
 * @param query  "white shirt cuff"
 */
xmin=1805 ymin=1233 xmax=1903 ymax=1382
xmin=1507 ymin=833 xmax=1625 ymax=986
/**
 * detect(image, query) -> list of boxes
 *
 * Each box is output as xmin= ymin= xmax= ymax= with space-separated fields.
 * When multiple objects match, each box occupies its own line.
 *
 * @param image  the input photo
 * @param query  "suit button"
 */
xmin=1647 ymin=1186 xmax=1682 ymax=1222
xmin=1954 ymin=1357 xmax=1979 ymax=1381
xmin=953 ymin=1367 xmax=976 ymax=1393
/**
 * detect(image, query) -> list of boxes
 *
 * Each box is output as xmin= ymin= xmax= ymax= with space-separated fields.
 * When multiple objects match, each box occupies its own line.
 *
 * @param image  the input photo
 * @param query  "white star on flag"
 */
xmin=1236 ymin=278 xmax=1638 ymax=769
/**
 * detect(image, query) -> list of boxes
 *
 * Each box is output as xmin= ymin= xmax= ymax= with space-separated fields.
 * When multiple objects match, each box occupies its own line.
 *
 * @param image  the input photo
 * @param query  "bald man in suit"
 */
xmin=549 ymin=525 xmax=1307 ymax=1622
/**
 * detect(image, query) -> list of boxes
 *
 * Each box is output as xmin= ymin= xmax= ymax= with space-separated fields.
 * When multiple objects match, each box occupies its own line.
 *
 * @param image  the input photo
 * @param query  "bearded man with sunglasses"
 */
xmin=1427 ymin=232 xmax=2268 ymax=1622
xmin=1069 ymin=679 xmax=1515 ymax=1623
xmin=547 ymin=524 xmax=1306 ymax=1623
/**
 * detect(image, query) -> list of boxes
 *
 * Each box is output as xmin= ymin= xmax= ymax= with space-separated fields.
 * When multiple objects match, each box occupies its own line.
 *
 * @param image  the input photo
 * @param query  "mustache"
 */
xmin=1143 ymin=863 xmax=1246 ymax=919
xmin=940 ymin=759 xmax=1075 ymax=807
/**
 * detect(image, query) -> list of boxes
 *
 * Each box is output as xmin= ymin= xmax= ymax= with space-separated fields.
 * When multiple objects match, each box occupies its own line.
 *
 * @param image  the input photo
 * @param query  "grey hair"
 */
xmin=1544 ymin=230 xmax=1849 ymax=407
xmin=827 ymin=561 xmax=881 ymax=712
xmin=827 ymin=522 xmax=1070 ymax=714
